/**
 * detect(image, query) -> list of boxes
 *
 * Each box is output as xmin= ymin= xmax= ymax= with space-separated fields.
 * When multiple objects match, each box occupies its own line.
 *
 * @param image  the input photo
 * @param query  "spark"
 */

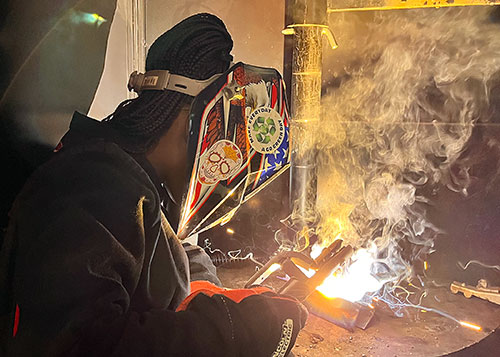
xmin=226 ymin=228 xmax=235 ymax=235
xmin=424 ymin=261 xmax=429 ymax=270
xmin=375 ymin=295 xmax=483 ymax=332
xmin=459 ymin=321 xmax=482 ymax=332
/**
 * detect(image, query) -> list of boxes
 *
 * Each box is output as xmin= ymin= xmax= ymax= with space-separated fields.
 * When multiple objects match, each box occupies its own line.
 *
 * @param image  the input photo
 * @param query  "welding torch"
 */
xmin=244 ymin=241 xmax=376 ymax=331
xmin=245 ymin=240 xmax=353 ymax=302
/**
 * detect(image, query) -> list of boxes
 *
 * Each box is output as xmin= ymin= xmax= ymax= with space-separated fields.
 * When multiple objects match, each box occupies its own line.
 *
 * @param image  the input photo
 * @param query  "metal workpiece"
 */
xmin=245 ymin=240 xmax=353 ymax=302
xmin=327 ymin=0 xmax=500 ymax=13
xmin=451 ymin=279 xmax=500 ymax=305
xmin=305 ymin=291 xmax=375 ymax=331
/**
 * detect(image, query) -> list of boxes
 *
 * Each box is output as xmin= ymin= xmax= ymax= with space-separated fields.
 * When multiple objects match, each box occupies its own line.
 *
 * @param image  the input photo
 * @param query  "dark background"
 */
xmin=0 ymin=0 xmax=117 ymax=236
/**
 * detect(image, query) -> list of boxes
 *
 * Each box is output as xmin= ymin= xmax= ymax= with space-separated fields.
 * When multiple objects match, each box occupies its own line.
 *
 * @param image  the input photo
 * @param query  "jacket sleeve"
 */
xmin=3 ymin=149 xmax=306 ymax=357
xmin=183 ymin=243 xmax=222 ymax=286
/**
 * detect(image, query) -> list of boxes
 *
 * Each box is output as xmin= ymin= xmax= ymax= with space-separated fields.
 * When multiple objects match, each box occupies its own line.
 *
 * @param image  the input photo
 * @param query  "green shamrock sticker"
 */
xmin=252 ymin=116 xmax=277 ymax=144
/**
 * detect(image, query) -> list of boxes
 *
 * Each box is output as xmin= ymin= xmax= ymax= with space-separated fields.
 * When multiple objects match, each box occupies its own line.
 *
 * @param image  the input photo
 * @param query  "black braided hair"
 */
xmin=105 ymin=13 xmax=233 ymax=153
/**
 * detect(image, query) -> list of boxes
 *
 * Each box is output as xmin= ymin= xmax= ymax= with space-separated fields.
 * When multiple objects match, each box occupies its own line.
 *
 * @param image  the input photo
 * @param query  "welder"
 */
xmin=0 ymin=13 xmax=307 ymax=356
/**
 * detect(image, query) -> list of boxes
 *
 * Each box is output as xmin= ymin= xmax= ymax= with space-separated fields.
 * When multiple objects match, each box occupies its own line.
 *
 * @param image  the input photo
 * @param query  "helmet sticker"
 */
xmin=247 ymin=107 xmax=285 ymax=154
xmin=198 ymin=140 xmax=243 ymax=185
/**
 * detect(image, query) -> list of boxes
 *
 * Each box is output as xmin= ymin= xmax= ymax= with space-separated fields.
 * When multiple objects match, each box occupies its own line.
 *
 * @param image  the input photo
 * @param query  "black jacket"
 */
xmin=0 ymin=113 xmax=307 ymax=357
xmin=0 ymin=113 xmax=225 ymax=356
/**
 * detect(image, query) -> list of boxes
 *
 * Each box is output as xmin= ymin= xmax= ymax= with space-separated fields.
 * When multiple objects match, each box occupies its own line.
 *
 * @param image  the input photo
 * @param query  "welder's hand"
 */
xmin=177 ymin=281 xmax=308 ymax=356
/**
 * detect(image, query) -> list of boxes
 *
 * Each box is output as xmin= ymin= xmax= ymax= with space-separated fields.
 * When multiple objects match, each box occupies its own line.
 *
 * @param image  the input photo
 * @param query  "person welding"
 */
xmin=0 ymin=13 xmax=307 ymax=356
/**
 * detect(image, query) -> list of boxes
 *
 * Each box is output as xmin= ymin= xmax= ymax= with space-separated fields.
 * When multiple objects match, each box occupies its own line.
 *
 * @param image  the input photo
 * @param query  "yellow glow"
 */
xmin=459 ymin=321 xmax=482 ymax=331
xmin=310 ymin=243 xmax=324 ymax=260
xmin=328 ymin=0 xmax=500 ymax=13
xmin=424 ymin=261 xmax=428 ymax=270
xmin=315 ymin=243 xmax=384 ymax=302
xmin=226 ymin=228 xmax=235 ymax=235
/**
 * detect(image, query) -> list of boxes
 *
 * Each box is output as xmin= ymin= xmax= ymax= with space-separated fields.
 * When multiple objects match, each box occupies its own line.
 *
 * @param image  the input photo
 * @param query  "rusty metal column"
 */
xmin=287 ymin=0 xmax=328 ymax=248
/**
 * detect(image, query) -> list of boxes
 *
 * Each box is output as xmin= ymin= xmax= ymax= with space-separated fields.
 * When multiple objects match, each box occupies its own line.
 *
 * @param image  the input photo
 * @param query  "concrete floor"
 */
xmin=217 ymin=264 xmax=500 ymax=356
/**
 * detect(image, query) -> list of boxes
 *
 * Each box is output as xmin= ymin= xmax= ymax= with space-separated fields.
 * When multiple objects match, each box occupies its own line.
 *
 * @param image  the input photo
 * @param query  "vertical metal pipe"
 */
xmin=287 ymin=0 xmax=327 ymax=245
xmin=125 ymin=0 xmax=146 ymax=99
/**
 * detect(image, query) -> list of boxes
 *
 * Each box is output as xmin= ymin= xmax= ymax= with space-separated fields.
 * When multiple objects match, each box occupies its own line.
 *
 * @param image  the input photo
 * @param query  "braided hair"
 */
xmin=105 ymin=13 xmax=233 ymax=153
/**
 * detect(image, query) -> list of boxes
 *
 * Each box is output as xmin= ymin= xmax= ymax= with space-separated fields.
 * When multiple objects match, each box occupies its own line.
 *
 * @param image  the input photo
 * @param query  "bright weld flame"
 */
xmin=310 ymin=242 xmax=324 ymax=260
xmin=459 ymin=321 xmax=482 ymax=332
xmin=226 ymin=228 xmax=235 ymax=235
xmin=315 ymin=243 xmax=385 ymax=302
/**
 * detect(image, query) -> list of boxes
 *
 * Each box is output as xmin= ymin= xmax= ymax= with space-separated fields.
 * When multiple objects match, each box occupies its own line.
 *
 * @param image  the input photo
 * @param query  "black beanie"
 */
xmin=105 ymin=13 xmax=233 ymax=153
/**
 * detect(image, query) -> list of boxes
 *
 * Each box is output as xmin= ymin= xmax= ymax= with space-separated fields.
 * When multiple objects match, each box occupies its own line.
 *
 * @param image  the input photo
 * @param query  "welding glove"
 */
xmin=177 ymin=281 xmax=308 ymax=356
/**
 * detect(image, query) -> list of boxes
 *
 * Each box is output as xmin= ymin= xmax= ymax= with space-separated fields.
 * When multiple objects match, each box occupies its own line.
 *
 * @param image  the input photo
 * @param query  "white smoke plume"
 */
xmin=313 ymin=7 xmax=500 ymax=302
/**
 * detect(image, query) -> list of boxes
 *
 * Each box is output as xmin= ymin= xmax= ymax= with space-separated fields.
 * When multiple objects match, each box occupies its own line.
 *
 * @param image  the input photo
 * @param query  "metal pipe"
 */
xmin=287 ymin=0 xmax=328 ymax=244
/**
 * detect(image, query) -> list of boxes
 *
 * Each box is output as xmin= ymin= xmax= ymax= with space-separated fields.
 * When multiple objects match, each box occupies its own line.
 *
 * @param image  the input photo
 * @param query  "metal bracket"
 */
xmin=282 ymin=24 xmax=338 ymax=50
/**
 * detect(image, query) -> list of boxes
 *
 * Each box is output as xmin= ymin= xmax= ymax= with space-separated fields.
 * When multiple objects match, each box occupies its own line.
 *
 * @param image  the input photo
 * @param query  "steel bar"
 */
xmin=328 ymin=0 xmax=500 ymax=13
xmin=305 ymin=291 xmax=375 ymax=331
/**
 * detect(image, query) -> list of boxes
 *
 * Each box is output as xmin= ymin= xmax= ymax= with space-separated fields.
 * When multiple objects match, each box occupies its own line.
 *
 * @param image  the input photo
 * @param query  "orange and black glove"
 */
xmin=177 ymin=281 xmax=308 ymax=357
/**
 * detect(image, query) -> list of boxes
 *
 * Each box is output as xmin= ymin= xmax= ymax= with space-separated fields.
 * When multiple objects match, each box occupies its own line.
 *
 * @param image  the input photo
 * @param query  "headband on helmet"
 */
xmin=127 ymin=65 xmax=232 ymax=96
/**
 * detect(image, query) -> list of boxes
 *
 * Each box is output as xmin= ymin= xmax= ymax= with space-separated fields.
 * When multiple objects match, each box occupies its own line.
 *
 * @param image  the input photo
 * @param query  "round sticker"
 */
xmin=247 ymin=107 xmax=285 ymax=154
xmin=199 ymin=140 xmax=243 ymax=185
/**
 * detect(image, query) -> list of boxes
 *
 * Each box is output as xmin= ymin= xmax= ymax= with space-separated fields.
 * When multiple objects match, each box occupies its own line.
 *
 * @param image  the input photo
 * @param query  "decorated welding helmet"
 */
xmin=128 ymin=62 xmax=290 ymax=238
xmin=177 ymin=62 xmax=290 ymax=237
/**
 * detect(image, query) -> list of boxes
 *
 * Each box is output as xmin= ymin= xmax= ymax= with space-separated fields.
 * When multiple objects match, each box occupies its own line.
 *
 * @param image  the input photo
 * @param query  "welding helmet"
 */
xmin=128 ymin=62 xmax=290 ymax=238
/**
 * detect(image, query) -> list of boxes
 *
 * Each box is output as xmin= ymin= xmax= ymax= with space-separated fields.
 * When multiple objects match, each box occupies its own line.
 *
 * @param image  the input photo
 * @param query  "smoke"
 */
xmin=312 ymin=7 xmax=500 ymax=300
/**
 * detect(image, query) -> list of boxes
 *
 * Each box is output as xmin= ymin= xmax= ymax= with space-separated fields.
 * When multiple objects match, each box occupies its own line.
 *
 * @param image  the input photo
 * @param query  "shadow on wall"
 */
xmin=0 ymin=0 xmax=117 ymax=236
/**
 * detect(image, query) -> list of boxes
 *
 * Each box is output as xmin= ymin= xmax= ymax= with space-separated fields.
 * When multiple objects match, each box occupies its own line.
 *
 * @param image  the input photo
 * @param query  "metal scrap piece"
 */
xmin=450 ymin=279 xmax=500 ymax=305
